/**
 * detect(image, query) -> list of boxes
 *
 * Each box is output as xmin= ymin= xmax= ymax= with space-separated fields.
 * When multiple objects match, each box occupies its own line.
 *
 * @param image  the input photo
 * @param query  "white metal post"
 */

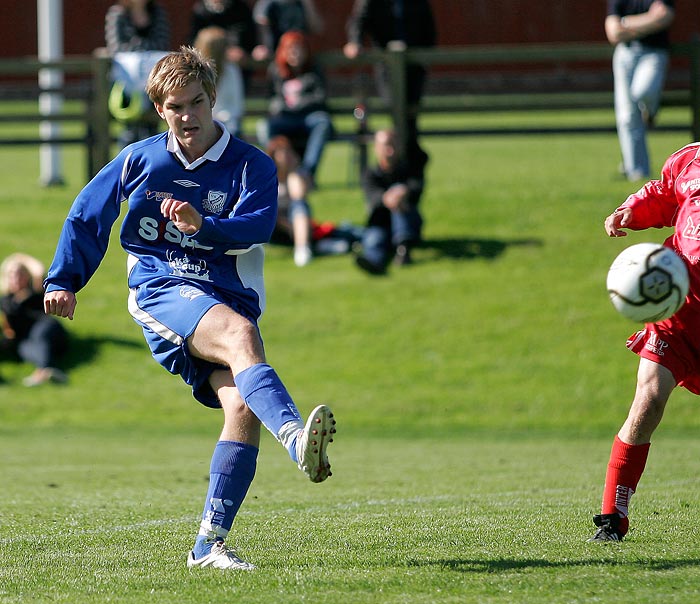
xmin=37 ymin=0 xmax=64 ymax=186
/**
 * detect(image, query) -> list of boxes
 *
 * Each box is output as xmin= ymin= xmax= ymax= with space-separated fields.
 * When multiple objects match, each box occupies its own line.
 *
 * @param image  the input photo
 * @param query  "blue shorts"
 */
xmin=127 ymin=276 xmax=259 ymax=408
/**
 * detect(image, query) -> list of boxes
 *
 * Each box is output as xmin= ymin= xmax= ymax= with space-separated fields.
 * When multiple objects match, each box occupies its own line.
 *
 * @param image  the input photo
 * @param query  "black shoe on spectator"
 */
xmin=355 ymin=255 xmax=387 ymax=275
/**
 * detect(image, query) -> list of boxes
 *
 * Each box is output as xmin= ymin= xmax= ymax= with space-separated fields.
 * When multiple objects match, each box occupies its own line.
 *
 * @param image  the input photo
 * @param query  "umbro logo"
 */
xmin=173 ymin=179 xmax=200 ymax=188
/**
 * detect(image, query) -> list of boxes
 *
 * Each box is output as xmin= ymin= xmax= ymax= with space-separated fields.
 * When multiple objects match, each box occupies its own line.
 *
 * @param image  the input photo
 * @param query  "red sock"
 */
xmin=601 ymin=435 xmax=651 ymax=535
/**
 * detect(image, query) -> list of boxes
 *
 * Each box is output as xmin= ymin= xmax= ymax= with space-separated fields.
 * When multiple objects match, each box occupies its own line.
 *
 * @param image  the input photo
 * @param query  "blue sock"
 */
xmin=193 ymin=440 xmax=258 ymax=559
xmin=234 ymin=363 xmax=303 ymax=459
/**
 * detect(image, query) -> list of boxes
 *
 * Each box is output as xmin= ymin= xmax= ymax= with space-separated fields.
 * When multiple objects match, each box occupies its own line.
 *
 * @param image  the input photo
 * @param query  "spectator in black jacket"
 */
xmin=354 ymin=129 xmax=424 ymax=275
xmin=0 ymin=254 xmax=68 ymax=386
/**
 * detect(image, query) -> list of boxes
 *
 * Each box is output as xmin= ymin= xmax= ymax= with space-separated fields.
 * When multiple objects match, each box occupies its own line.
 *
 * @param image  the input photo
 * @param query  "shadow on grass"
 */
xmin=1 ymin=334 xmax=143 ymax=386
xmin=412 ymin=556 xmax=700 ymax=572
xmin=62 ymin=334 xmax=144 ymax=371
xmin=419 ymin=237 xmax=543 ymax=261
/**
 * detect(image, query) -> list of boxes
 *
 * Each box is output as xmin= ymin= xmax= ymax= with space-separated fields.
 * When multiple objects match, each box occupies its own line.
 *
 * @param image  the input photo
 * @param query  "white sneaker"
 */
xmin=22 ymin=367 xmax=67 ymax=387
xmin=187 ymin=540 xmax=256 ymax=570
xmin=296 ymin=404 xmax=336 ymax=483
xmin=294 ymin=245 xmax=313 ymax=267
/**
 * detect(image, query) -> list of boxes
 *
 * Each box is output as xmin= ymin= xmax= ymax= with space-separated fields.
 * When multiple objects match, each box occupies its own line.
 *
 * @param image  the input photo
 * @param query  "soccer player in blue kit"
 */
xmin=43 ymin=46 xmax=336 ymax=570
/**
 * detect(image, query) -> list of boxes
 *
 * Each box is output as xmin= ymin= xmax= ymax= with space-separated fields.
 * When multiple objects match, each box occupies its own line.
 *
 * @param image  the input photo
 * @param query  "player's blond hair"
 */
xmin=145 ymin=46 xmax=218 ymax=106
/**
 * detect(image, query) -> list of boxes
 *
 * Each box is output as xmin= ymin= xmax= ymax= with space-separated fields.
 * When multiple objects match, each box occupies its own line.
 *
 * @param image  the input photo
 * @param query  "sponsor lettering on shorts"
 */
xmin=645 ymin=332 xmax=669 ymax=356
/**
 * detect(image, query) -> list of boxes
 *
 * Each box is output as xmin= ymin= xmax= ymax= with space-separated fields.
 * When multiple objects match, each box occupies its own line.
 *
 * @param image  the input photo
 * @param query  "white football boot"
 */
xmin=296 ymin=404 xmax=336 ymax=483
xmin=187 ymin=540 xmax=255 ymax=570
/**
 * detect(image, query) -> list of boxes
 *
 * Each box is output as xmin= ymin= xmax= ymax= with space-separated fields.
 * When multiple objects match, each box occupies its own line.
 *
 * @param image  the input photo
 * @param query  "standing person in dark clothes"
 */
xmin=343 ymin=0 xmax=436 ymax=176
xmin=189 ymin=0 xmax=260 ymax=93
xmin=605 ymin=0 xmax=675 ymax=181
xmin=252 ymin=0 xmax=324 ymax=60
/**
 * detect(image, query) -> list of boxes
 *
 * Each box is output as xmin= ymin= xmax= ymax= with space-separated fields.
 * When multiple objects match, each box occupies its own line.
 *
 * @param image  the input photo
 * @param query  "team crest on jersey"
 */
xmin=203 ymin=190 xmax=227 ymax=214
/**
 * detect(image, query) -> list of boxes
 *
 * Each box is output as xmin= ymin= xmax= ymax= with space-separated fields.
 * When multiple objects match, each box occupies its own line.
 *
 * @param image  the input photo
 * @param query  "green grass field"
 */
xmin=1 ymin=111 xmax=700 ymax=603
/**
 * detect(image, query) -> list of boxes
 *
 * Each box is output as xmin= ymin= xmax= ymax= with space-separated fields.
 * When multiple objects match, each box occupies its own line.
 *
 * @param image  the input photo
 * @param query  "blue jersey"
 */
xmin=45 ymin=126 xmax=278 ymax=320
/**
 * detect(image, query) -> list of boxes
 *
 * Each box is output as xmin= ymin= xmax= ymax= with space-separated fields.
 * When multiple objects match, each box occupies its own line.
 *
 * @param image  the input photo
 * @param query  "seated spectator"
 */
xmin=354 ymin=129 xmax=425 ymax=275
xmin=257 ymin=30 xmax=334 ymax=183
xmin=104 ymin=0 xmax=171 ymax=148
xmin=267 ymin=135 xmax=314 ymax=266
xmin=0 ymin=254 xmax=69 ymax=386
xmin=194 ymin=26 xmax=245 ymax=136
xmin=252 ymin=0 xmax=324 ymax=60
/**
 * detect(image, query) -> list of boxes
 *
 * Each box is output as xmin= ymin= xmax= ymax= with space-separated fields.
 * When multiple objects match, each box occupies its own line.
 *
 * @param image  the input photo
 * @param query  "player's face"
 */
xmin=155 ymin=81 xmax=218 ymax=161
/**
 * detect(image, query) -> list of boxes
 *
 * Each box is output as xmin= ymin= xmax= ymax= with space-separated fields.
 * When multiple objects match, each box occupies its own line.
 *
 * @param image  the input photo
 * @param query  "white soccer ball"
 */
xmin=606 ymin=242 xmax=689 ymax=323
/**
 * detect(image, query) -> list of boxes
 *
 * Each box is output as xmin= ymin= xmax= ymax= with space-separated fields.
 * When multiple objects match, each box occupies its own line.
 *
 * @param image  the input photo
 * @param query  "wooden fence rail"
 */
xmin=0 ymin=55 xmax=112 ymax=179
xmin=1 ymin=39 xmax=699 ymax=181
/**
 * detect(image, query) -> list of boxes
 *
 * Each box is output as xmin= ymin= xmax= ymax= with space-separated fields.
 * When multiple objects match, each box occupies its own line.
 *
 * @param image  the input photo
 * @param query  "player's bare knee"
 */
xmin=221 ymin=321 xmax=265 ymax=369
xmin=216 ymin=312 xmax=257 ymax=345
xmin=220 ymin=393 xmax=250 ymax=417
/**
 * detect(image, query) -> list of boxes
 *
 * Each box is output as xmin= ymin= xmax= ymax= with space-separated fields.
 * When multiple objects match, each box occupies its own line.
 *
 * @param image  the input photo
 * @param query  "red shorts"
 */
xmin=626 ymin=301 xmax=700 ymax=394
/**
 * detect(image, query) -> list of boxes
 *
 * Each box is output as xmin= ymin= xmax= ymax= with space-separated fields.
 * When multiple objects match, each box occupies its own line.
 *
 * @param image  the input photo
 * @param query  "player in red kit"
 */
xmin=592 ymin=142 xmax=700 ymax=541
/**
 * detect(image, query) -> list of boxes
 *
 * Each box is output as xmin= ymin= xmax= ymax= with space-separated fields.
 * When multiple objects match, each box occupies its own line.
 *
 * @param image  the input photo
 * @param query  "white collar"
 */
xmin=167 ymin=121 xmax=230 ymax=170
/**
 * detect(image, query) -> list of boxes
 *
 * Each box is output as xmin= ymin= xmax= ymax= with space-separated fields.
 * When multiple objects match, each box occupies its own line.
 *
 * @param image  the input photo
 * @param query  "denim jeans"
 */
xmin=260 ymin=110 xmax=334 ymax=177
xmin=361 ymin=204 xmax=423 ymax=266
xmin=613 ymin=41 xmax=669 ymax=179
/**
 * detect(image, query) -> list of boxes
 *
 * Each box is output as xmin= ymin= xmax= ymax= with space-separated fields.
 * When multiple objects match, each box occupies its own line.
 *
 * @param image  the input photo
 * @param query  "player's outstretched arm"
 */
xmin=604 ymin=208 xmax=633 ymax=237
xmin=44 ymin=290 xmax=77 ymax=320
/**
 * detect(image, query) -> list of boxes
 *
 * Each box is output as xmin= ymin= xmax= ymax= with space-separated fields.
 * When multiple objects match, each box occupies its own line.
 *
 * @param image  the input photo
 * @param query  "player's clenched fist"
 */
xmin=44 ymin=290 xmax=77 ymax=320
xmin=160 ymin=198 xmax=203 ymax=235
xmin=604 ymin=207 xmax=633 ymax=237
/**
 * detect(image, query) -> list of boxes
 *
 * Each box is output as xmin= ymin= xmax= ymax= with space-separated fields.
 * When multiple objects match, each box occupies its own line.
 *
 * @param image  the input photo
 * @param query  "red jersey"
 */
xmin=619 ymin=143 xmax=700 ymax=392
